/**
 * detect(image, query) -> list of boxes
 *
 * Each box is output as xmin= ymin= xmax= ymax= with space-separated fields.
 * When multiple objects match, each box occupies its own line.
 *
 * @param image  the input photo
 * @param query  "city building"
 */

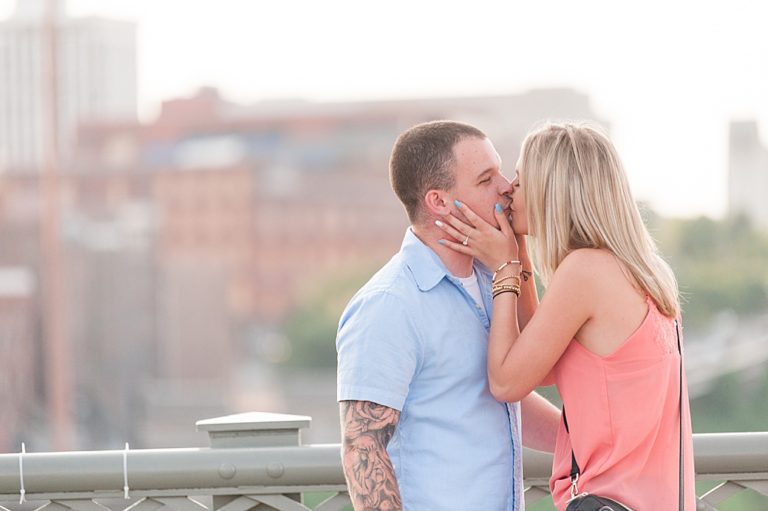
xmin=128 ymin=87 xmax=603 ymax=444
xmin=728 ymin=120 xmax=768 ymax=231
xmin=0 ymin=85 xmax=603 ymax=447
xmin=0 ymin=0 xmax=136 ymax=172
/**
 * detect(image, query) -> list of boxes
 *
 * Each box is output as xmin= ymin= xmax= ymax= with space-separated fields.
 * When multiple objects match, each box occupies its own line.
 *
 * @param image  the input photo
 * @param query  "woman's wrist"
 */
xmin=492 ymin=260 xmax=521 ymax=280
xmin=514 ymin=241 xmax=533 ymax=282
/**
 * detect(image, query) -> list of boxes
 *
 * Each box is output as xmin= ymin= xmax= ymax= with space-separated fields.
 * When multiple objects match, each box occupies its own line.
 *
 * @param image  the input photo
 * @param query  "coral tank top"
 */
xmin=549 ymin=295 xmax=696 ymax=511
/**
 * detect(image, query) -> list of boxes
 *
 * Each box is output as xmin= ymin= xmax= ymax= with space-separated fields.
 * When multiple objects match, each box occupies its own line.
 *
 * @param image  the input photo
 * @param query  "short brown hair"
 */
xmin=389 ymin=120 xmax=487 ymax=223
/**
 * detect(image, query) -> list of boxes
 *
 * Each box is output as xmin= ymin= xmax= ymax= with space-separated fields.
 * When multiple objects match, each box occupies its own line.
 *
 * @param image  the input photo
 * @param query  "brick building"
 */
xmin=0 ymin=87 xmax=602 ymax=446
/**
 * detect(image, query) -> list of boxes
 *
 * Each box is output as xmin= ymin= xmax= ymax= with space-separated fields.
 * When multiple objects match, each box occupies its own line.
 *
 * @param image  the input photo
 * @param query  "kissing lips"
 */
xmin=504 ymin=204 xmax=514 ymax=222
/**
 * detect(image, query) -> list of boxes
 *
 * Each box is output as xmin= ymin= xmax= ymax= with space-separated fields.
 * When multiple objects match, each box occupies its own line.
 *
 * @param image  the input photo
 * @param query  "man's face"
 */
xmin=446 ymin=137 xmax=511 ymax=227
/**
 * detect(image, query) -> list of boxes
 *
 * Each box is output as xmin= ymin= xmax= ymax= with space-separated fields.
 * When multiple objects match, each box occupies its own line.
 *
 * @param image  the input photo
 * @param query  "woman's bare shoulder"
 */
xmin=557 ymin=248 xmax=617 ymax=279
xmin=556 ymin=248 xmax=638 ymax=297
xmin=561 ymin=247 xmax=616 ymax=264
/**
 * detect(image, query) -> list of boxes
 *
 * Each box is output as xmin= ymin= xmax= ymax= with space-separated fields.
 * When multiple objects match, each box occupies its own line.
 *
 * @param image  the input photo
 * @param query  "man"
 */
xmin=336 ymin=121 xmax=560 ymax=510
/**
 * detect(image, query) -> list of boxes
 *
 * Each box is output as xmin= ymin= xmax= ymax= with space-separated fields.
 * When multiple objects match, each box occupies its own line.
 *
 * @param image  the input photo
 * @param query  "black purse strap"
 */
xmin=676 ymin=319 xmax=684 ymax=511
xmin=562 ymin=408 xmax=579 ymax=488
xmin=563 ymin=319 xmax=684 ymax=510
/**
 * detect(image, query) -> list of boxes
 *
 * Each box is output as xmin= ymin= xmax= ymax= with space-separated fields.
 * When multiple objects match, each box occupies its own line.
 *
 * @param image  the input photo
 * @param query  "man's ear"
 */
xmin=424 ymin=189 xmax=451 ymax=217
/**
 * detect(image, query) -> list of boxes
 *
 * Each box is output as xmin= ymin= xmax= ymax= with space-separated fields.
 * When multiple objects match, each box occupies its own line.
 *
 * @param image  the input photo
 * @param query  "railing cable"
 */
xmin=18 ymin=443 xmax=25 ymax=504
xmin=123 ymin=442 xmax=130 ymax=499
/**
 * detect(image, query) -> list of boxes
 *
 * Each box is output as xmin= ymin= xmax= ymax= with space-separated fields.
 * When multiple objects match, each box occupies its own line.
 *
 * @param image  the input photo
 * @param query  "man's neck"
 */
xmin=411 ymin=223 xmax=474 ymax=278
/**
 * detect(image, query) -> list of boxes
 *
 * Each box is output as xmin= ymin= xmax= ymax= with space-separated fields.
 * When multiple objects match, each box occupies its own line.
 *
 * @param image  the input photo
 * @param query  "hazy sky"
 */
xmin=2 ymin=0 xmax=767 ymax=218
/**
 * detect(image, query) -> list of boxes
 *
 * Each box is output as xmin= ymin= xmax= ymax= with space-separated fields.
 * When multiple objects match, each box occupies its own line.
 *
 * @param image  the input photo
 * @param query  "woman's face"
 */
xmin=509 ymin=164 xmax=528 ymax=235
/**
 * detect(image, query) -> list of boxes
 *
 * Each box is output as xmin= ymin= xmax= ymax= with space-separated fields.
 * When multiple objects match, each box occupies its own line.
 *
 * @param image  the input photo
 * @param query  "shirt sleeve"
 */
xmin=336 ymin=290 xmax=421 ymax=411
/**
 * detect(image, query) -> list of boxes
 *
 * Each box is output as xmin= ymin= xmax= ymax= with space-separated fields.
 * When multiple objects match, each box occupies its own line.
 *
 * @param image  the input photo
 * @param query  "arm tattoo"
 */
xmin=340 ymin=401 xmax=402 ymax=511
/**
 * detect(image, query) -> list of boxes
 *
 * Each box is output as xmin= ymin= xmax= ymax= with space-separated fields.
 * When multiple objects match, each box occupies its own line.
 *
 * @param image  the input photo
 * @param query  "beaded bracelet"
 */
xmin=492 ymin=284 xmax=521 ymax=298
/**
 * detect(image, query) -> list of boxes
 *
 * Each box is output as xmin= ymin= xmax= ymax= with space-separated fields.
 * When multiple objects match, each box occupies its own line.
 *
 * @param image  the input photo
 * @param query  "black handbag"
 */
xmin=563 ymin=320 xmax=684 ymax=511
xmin=565 ymin=494 xmax=632 ymax=511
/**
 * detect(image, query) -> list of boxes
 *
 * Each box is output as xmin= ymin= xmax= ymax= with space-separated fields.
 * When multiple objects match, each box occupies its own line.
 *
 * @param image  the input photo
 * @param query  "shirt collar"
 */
xmin=400 ymin=228 xmax=450 ymax=292
xmin=400 ymin=228 xmax=492 ymax=291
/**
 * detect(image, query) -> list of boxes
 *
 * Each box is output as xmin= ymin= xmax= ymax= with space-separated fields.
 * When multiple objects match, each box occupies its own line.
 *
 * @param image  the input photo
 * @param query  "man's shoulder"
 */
xmin=338 ymin=254 xmax=424 ymax=330
xmin=353 ymin=252 xmax=419 ymax=301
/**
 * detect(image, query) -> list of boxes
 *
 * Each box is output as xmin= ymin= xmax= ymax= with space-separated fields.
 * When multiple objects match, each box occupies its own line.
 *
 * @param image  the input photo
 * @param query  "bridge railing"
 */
xmin=0 ymin=413 xmax=766 ymax=510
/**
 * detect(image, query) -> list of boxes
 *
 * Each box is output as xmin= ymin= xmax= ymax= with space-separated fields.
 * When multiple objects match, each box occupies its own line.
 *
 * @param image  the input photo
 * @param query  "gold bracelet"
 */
xmin=492 ymin=282 xmax=520 ymax=291
xmin=493 ymin=275 xmax=521 ymax=286
xmin=493 ymin=288 xmax=520 ymax=299
xmin=492 ymin=260 xmax=521 ymax=281
xmin=492 ymin=284 xmax=521 ymax=298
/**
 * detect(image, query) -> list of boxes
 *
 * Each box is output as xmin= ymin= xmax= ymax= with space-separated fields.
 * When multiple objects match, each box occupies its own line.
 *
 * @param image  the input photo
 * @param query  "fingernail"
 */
xmin=454 ymin=200 xmax=462 ymax=208
xmin=438 ymin=239 xmax=446 ymax=245
xmin=495 ymin=203 xmax=502 ymax=213
xmin=435 ymin=220 xmax=444 ymax=227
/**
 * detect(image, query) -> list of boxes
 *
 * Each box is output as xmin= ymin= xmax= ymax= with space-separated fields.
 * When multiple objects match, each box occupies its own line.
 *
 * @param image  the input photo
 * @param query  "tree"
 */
xmin=281 ymin=267 xmax=377 ymax=368
xmin=654 ymin=214 xmax=768 ymax=332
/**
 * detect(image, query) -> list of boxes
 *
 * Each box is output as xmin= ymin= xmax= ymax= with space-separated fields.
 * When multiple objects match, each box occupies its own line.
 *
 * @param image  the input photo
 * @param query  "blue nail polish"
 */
xmin=438 ymin=239 xmax=446 ymax=245
xmin=454 ymin=200 xmax=462 ymax=208
xmin=495 ymin=203 xmax=502 ymax=213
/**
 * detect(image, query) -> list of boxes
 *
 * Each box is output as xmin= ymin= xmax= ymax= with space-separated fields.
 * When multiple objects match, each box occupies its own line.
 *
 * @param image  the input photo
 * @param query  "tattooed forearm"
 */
xmin=340 ymin=401 xmax=402 ymax=511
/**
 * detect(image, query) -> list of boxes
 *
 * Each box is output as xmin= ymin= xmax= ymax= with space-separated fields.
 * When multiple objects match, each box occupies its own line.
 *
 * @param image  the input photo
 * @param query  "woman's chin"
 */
xmin=509 ymin=215 xmax=527 ymax=235
xmin=513 ymin=223 xmax=528 ymax=236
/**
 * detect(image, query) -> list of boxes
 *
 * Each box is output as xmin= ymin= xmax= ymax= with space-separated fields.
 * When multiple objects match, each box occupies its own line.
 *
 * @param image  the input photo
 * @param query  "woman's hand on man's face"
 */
xmin=435 ymin=200 xmax=519 ymax=270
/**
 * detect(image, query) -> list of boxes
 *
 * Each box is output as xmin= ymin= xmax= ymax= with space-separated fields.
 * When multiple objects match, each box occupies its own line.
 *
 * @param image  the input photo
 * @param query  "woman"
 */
xmin=436 ymin=122 xmax=696 ymax=510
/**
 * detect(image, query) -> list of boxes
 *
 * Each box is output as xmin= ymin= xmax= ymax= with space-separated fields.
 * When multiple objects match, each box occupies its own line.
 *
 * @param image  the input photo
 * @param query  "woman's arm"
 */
xmin=487 ymin=252 xmax=593 ymax=401
xmin=437 ymin=203 xmax=594 ymax=402
xmin=515 ymin=235 xmax=537 ymax=331
xmin=521 ymin=392 xmax=560 ymax=452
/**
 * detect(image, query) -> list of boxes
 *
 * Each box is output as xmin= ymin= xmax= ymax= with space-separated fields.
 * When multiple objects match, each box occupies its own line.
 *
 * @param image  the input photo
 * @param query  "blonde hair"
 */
xmin=520 ymin=122 xmax=680 ymax=318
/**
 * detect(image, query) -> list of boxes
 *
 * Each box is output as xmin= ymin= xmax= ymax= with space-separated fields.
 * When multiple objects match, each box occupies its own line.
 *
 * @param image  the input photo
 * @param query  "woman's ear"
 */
xmin=424 ymin=189 xmax=451 ymax=217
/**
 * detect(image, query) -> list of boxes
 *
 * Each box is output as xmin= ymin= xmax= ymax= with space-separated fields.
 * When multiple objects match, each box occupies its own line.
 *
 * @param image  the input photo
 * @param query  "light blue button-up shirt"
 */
xmin=337 ymin=228 xmax=523 ymax=510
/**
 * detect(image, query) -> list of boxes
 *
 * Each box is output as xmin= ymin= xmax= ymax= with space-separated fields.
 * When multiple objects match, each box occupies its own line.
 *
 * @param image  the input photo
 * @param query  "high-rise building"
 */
xmin=728 ymin=120 xmax=768 ymax=231
xmin=0 ymin=0 xmax=137 ymax=172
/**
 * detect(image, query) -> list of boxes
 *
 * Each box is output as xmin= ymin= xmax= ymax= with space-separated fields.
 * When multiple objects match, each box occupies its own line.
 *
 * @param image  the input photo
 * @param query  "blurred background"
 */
xmin=0 ymin=0 xmax=766 ymax=471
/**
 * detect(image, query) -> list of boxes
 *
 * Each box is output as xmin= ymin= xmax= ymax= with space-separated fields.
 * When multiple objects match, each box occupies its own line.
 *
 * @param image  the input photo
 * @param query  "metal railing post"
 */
xmin=196 ymin=412 xmax=312 ymax=509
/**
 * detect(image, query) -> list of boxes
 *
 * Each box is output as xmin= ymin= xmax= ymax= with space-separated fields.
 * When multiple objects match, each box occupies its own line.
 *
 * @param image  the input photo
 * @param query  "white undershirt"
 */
xmin=456 ymin=270 xmax=486 ymax=313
